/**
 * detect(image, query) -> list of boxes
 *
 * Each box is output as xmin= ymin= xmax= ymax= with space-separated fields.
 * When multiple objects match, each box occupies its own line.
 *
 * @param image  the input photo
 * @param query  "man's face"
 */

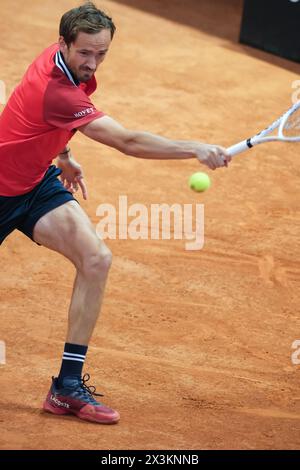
xmin=59 ymin=29 xmax=112 ymax=82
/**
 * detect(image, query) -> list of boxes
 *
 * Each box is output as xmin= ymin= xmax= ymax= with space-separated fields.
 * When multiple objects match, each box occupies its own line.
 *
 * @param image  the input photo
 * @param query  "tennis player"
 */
xmin=0 ymin=2 xmax=230 ymax=424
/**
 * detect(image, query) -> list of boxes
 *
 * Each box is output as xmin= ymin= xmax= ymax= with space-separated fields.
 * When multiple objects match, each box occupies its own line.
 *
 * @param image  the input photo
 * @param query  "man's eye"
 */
xmin=80 ymin=52 xmax=88 ymax=56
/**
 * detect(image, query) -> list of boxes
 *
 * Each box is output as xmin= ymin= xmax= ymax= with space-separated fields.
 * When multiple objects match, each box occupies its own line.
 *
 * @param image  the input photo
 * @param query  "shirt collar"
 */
xmin=54 ymin=50 xmax=80 ymax=86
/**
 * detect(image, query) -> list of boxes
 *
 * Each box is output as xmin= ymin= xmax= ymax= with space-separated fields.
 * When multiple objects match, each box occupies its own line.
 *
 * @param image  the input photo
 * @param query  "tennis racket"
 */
xmin=227 ymin=100 xmax=300 ymax=156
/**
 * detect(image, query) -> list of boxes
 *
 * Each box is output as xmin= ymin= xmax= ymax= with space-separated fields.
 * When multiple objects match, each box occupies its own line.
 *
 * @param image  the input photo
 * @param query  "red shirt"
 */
xmin=0 ymin=44 xmax=104 ymax=196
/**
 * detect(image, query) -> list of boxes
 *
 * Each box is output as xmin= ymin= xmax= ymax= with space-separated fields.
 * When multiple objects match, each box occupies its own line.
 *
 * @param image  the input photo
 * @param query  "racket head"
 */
xmin=278 ymin=101 xmax=300 ymax=141
xmin=250 ymin=110 xmax=284 ymax=145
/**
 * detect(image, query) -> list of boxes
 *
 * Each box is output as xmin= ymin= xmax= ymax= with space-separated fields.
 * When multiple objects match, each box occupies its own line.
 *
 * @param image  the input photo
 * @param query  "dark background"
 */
xmin=240 ymin=0 xmax=300 ymax=63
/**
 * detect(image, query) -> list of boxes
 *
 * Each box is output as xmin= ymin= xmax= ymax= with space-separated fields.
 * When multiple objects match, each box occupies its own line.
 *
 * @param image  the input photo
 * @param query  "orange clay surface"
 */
xmin=0 ymin=0 xmax=300 ymax=450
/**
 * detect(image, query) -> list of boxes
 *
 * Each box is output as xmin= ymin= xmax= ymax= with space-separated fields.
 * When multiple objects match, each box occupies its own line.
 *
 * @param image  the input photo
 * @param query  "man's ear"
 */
xmin=58 ymin=36 xmax=68 ymax=54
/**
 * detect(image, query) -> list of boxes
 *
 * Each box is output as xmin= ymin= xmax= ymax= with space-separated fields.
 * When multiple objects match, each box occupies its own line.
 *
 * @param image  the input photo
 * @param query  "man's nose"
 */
xmin=85 ymin=57 xmax=97 ymax=70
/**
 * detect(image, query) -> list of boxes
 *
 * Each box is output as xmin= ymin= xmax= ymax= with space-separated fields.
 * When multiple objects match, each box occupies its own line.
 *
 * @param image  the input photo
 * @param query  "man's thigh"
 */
xmin=33 ymin=200 xmax=105 ymax=266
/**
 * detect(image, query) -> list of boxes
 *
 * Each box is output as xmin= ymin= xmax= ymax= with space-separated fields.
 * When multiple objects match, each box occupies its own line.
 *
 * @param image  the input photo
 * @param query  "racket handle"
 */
xmin=227 ymin=139 xmax=252 ymax=157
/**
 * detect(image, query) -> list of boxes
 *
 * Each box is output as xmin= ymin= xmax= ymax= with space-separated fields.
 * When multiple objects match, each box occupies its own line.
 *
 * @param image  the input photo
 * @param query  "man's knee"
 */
xmin=79 ymin=239 xmax=112 ymax=278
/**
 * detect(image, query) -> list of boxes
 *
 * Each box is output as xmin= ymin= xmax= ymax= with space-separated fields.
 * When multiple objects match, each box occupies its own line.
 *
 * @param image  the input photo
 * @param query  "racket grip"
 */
xmin=227 ymin=139 xmax=252 ymax=157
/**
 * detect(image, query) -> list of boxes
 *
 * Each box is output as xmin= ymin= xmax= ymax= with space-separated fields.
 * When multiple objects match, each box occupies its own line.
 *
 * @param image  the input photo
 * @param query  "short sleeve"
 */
xmin=44 ymin=81 xmax=105 ymax=131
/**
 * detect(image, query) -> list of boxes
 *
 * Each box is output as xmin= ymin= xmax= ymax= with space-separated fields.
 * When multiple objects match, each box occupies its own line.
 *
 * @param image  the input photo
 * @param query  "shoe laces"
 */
xmin=54 ymin=373 xmax=104 ymax=405
xmin=80 ymin=373 xmax=104 ymax=399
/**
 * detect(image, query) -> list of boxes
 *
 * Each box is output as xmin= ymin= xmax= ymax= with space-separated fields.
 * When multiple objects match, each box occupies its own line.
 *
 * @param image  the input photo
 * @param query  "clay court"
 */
xmin=1 ymin=0 xmax=300 ymax=450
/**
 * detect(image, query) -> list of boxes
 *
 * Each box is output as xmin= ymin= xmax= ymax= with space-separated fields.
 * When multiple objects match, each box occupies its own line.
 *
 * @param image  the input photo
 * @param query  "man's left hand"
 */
xmin=57 ymin=157 xmax=88 ymax=200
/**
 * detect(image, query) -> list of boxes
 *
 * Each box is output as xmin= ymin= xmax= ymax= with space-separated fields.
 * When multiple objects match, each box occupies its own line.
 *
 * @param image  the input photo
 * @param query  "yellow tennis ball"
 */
xmin=188 ymin=172 xmax=211 ymax=192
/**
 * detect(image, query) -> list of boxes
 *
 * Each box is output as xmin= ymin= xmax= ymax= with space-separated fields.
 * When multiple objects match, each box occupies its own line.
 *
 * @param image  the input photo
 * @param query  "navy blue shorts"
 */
xmin=0 ymin=165 xmax=77 ymax=245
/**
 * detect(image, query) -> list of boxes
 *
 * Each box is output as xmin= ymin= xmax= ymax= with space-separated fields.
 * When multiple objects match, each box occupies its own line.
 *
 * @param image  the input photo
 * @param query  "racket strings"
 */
xmin=282 ymin=108 xmax=300 ymax=137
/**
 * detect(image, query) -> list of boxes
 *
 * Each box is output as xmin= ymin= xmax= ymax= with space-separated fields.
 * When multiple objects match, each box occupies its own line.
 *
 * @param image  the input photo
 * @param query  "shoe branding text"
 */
xmin=50 ymin=394 xmax=70 ymax=409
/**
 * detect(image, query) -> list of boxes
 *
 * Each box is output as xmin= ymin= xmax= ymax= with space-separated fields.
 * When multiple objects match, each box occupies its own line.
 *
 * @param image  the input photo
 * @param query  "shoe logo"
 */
xmin=50 ymin=394 xmax=70 ymax=409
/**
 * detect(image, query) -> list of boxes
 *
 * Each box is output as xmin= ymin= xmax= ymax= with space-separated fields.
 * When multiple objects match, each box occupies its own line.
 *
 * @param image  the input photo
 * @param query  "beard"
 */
xmin=66 ymin=63 xmax=95 ymax=83
xmin=77 ymin=66 xmax=95 ymax=82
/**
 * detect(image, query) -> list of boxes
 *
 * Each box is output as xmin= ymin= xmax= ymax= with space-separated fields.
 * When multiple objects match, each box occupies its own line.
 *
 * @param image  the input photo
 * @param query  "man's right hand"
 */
xmin=196 ymin=144 xmax=231 ymax=170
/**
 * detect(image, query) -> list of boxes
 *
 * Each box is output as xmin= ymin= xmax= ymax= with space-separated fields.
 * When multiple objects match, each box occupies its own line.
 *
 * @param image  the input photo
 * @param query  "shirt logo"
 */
xmin=74 ymin=107 xmax=94 ymax=118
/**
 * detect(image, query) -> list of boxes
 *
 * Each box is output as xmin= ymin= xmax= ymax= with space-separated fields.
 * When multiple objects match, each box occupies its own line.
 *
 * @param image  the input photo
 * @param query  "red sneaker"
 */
xmin=43 ymin=374 xmax=120 ymax=424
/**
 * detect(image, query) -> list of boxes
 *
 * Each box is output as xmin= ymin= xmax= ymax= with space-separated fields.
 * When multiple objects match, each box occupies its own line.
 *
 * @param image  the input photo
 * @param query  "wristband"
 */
xmin=59 ymin=148 xmax=70 ymax=155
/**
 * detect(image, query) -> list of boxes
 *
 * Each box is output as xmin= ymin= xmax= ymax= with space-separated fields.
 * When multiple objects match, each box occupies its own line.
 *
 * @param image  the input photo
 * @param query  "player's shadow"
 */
xmin=0 ymin=399 xmax=110 ymax=426
xmin=113 ymin=0 xmax=300 ymax=73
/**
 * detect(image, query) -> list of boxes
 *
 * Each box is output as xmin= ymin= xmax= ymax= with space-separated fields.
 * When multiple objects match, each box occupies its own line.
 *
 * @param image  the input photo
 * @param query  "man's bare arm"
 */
xmin=78 ymin=115 xmax=230 ymax=170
